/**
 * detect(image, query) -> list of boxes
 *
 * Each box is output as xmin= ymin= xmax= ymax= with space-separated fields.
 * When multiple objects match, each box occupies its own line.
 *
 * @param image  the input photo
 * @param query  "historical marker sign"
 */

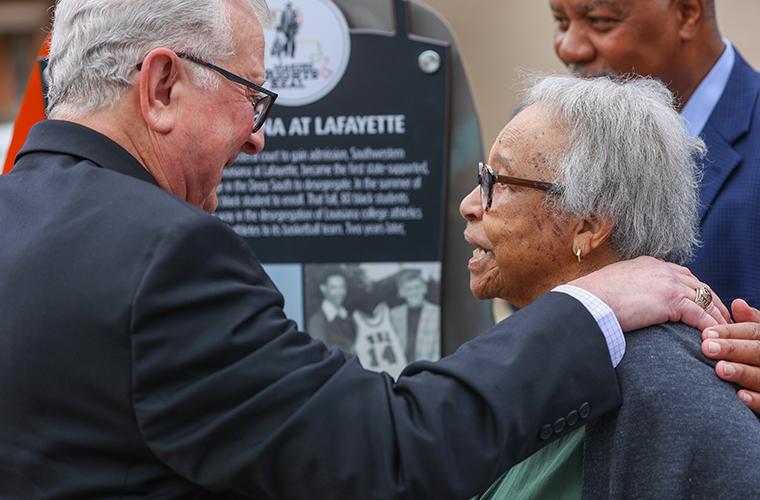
xmin=216 ymin=0 xmax=450 ymax=373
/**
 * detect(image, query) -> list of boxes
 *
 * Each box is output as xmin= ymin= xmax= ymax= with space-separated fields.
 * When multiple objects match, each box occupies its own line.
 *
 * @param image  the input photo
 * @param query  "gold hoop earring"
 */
xmin=575 ymin=247 xmax=582 ymax=264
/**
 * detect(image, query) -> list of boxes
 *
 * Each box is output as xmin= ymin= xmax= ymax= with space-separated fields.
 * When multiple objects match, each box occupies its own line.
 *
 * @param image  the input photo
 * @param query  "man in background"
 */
xmin=548 ymin=0 xmax=760 ymax=408
xmin=549 ymin=0 xmax=759 ymax=307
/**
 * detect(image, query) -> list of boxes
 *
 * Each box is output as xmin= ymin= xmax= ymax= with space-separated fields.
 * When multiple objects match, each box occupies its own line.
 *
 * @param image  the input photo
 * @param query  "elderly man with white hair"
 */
xmin=0 ymin=0 xmax=728 ymax=498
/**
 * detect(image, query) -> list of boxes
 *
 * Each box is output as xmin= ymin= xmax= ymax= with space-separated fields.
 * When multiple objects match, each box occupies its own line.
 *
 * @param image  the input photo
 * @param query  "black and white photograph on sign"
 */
xmin=304 ymin=262 xmax=441 ymax=378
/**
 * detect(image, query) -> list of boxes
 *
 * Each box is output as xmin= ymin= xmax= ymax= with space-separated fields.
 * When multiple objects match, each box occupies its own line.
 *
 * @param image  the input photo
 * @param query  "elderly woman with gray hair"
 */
xmin=461 ymin=75 xmax=760 ymax=499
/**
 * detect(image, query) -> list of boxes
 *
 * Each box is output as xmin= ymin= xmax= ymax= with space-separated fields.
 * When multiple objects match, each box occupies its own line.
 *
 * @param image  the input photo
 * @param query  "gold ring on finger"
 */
xmin=694 ymin=286 xmax=712 ymax=310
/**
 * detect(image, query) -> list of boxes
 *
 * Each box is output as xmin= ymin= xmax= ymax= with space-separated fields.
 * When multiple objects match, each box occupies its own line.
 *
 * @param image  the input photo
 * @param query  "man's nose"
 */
xmin=460 ymin=185 xmax=483 ymax=221
xmin=555 ymin=25 xmax=595 ymax=67
xmin=242 ymin=129 xmax=266 ymax=155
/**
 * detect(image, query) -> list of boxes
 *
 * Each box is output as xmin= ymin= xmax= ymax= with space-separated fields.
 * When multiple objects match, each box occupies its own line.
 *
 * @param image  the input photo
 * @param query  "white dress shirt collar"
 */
xmin=681 ymin=37 xmax=735 ymax=137
xmin=321 ymin=300 xmax=348 ymax=321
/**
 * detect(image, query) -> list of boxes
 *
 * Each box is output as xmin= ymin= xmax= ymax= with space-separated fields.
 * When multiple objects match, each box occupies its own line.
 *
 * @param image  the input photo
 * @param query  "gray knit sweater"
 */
xmin=583 ymin=322 xmax=760 ymax=499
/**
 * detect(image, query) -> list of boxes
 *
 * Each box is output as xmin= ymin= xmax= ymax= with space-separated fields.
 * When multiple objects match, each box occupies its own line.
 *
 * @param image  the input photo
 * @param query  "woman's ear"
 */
xmin=572 ymin=215 xmax=614 ymax=258
xmin=138 ymin=48 xmax=183 ymax=134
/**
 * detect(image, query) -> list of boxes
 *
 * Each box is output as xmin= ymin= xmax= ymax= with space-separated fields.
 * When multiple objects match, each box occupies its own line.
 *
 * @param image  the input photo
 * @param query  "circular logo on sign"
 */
xmin=264 ymin=0 xmax=351 ymax=107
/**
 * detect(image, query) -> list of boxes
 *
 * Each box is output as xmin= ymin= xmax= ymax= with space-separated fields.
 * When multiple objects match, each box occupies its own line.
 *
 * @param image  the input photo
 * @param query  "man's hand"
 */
xmin=702 ymin=299 xmax=760 ymax=413
xmin=569 ymin=256 xmax=729 ymax=332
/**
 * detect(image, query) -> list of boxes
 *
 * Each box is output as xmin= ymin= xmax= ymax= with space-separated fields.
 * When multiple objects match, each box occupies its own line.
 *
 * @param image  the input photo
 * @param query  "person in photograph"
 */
xmin=461 ymin=75 xmax=760 ymax=500
xmin=390 ymin=269 xmax=440 ymax=362
xmin=277 ymin=1 xmax=298 ymax=58
xmin=307 ymin=269 xmax=356 ymax=352
xmin=353 ymin=300 xmax=407 ymax=379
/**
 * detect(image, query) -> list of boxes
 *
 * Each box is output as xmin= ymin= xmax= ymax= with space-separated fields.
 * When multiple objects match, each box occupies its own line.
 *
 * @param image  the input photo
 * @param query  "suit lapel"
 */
xmin=697 ymin=51 xmax=759 ymax=222
xmin=395 ymin=307 xmax=408 ymax=349
xmin=698 ymin=124 xmax=741 ymax=222
xmin=420 ymin=303 xmax=435 ymax=333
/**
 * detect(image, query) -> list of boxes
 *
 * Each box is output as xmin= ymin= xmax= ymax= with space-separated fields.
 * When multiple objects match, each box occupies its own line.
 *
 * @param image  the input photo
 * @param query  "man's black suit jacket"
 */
xmin=0 ymin=120 xmax=620 ymax=499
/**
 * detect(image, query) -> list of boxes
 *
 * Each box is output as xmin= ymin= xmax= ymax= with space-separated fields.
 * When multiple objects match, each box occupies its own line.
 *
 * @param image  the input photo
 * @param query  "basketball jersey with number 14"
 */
xmin=353 ymin=303 xmax=407 ymax=379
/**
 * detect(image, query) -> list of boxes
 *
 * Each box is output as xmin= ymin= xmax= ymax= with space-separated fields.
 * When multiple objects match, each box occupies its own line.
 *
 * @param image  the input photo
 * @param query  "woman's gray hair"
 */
xmin=46 ymin=0 xmax=270 ymax=118
xmin=523 ymin=74 xmax=704 ymax=264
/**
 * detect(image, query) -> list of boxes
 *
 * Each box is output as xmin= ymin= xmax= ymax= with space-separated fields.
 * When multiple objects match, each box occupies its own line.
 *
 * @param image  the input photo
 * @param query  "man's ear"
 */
xmin=571 ymin=215 xmax=614 ymax=258
xmin=138 ymin=48 xmax=183 ymax=134
xmin=676 ymin=0 xmax=707 ymax=41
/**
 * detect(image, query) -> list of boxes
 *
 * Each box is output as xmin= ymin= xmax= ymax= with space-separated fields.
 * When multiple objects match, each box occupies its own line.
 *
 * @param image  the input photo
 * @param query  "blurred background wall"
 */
xmin=0 ymin=0 xmax=51 ymax=156
xmin=0 ymin=1 xmax=50 ymax=121
xmin=1 ymin=0 xmax=759 ymax=161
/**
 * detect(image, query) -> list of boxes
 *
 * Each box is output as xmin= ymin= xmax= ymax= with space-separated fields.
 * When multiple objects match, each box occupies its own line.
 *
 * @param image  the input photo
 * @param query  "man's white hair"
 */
xmin=46 ymin=0 xmax=270 ymax=118
xmin=523 ymin=75 xmax=705 ymax=264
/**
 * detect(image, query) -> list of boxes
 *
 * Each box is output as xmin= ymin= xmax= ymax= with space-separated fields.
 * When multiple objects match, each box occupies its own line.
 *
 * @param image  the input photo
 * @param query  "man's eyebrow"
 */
xmin=493 ymin=152 xmax=514 ymax=173
xmin=580 ymin=0 xmax=624 ymax=15
xmin=549 ymin=0 xmax=625 ymax=16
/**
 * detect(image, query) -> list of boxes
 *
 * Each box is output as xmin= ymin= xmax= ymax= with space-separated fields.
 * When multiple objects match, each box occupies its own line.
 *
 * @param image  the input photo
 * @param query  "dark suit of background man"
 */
xmin=548 ymin=0 xmax=760 ymax=408
xmin=0 ymin=0 xmax=723 ymax=498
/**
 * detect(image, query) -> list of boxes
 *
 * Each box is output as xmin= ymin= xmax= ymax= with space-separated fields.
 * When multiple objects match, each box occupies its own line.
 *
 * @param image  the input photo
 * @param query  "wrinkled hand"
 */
xmin=702 ymin=299 xmax=760 ymax=414
xmin=569 ymin=256 xmax=729 ymax=332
